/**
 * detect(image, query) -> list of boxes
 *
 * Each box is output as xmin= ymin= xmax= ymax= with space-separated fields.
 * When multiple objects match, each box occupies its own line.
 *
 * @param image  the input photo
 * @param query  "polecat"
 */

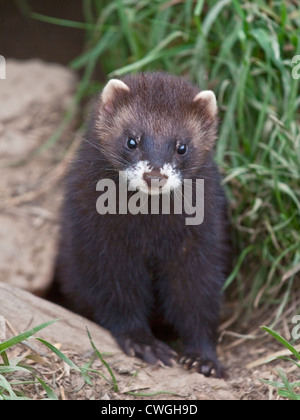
xmin=55 ymin=72 xmax=232 ymax=378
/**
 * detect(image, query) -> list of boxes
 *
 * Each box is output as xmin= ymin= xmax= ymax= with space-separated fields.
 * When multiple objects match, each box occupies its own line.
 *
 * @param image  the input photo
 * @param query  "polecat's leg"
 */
xmin=160 ymin=252 xmax=225 ymax=377
xmin=115 ymin=332 xmax=177 ymax=366
xmin=92 ymin=262 xmax=176 ymax=367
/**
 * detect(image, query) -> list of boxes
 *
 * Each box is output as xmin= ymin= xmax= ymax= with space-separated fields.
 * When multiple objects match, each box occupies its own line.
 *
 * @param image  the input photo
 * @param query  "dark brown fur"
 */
xmin=53 ymin=72 xmax=231 ymax=377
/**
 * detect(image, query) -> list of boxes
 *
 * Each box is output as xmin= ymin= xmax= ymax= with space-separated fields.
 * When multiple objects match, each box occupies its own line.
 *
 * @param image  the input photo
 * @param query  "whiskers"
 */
xmin=180 ymin=164 xmax=217 ymax=182
xmin=82 ymin=137 xmax=130 ymax=171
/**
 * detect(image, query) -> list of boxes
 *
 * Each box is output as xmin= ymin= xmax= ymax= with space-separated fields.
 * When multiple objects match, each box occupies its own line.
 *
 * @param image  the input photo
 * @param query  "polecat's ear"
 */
xmin=193 ymin=90 xmax=217 ymax=120
xmin=102 ymin=79 xmax=130 ymax=113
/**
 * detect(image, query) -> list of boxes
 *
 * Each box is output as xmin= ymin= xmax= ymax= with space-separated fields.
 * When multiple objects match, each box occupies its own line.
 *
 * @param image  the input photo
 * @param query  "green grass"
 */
xmin=0 ymin=320 xmax=117 ymax=399
xmin=0 ymin=320 xmax=65 ymax=399
xmin=0 ymin=320 xmax=108 ymax=400
xmin=0 ymin=320 xmax=177 ymax=400
xmin=24 ymin=1 xmax=300 ymax=319
xmin=261 ymin=326 xmax=300 ymax=400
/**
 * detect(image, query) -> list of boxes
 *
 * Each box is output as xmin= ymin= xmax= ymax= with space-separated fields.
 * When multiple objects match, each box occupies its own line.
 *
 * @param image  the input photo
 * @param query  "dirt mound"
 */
xmin=0 ymin=59 xmax=77 ymax=293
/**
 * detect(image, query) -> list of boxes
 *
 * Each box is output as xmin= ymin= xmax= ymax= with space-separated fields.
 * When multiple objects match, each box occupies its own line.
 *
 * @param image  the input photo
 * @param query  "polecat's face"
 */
xmin=96 ymin=73 xmax=218 ymax=195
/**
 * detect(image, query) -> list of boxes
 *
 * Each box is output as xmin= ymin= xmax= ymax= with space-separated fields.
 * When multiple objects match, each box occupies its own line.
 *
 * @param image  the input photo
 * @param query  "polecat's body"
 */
xmin=56 ymin=72 xmax=231 ymax=377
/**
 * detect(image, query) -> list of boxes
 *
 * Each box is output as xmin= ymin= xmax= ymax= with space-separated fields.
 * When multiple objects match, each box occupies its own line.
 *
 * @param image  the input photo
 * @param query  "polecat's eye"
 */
xmin=127 ymin=138 xmax=138 ymax=149
xmin=177 ymin=144 xmax=187 ymax=155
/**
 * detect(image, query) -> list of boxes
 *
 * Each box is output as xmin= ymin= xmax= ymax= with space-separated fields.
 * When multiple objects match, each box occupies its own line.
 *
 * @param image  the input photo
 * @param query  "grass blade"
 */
xmin=0 ymin=374 xmax=19 ymax=400
xmin=261 ymin=326 xmax=300 ymax=361
xmin=35 ymin=338 xmax=82 ymax=372
xmin=35 ymin=376 xmax=58 ymax=400
xmin=0 ymin=320 xmax=59 ymax=354
xmin=86 ymin=327 xmax=119 ymax=392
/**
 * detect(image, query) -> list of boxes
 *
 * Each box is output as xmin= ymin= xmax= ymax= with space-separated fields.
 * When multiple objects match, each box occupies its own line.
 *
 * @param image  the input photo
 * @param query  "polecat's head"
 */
xmin=96 ymin=72 xmax=218 ymax=195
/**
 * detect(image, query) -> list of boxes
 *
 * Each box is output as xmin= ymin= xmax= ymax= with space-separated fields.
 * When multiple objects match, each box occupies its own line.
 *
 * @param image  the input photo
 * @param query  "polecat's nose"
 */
xmin=143 ymin=170 xmax=168 ymax=188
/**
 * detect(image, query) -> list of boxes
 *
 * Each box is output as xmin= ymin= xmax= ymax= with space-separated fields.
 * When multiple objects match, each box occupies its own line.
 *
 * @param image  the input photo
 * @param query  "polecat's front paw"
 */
xmin=116 ymin=334 xmax=177 ymax=367
xmin=179 ymin=353 xmax=226 ymax=378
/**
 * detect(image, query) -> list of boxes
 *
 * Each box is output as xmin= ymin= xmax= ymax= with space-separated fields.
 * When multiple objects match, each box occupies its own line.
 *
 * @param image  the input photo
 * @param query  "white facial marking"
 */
xmin=125 ymin=161 xmax=151 ymax=192
xmin=123 ymin=161 xmax=182 ymax=196
xmin=160 ymin=164 xmax=182 ymax=191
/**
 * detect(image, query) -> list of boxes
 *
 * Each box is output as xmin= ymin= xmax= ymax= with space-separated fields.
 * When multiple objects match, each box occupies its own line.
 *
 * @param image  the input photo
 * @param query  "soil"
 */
xmin=0 ymin=59 xmax=299 ymax=401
